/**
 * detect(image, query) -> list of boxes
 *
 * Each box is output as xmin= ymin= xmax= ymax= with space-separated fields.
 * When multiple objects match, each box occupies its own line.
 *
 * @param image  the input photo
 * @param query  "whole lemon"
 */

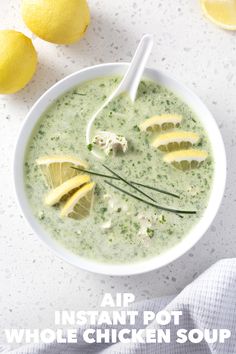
xmin=0 ymin=30 xmax=37 ymax=94
xmin=21 ymin=0 xmax=90 ymax=45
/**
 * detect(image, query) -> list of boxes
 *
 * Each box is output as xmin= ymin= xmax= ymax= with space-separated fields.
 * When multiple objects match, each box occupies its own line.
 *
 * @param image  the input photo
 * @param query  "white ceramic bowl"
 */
xmin=14 ymin=63 xmax=226 ymax=276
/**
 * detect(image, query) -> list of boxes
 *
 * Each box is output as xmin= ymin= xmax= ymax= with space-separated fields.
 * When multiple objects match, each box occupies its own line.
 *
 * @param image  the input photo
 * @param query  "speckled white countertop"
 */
xmin=0 ymin=0 xmax=236 ymax=346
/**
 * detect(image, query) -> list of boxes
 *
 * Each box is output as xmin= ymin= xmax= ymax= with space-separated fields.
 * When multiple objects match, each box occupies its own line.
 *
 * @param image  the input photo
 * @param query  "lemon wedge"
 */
xmin=164 ymin=149 xmax=208 ymax=170
xmin=139 ymin=114 xmax=183 ymax=132
xmin=200 ymin=0 xmax=236 ymax=30
xmin=152 ymin=131 xmax=200 ymax=151
xmin=36 ymin=155 xmax=88 ymax=188
xmin=61 ymin=182 xmax=95 ymax=219
xmin=44 ymin=175 xmax=90 ymax=206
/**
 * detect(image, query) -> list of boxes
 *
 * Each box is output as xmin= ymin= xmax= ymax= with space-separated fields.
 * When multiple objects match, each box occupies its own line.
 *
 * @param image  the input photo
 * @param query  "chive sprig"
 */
xmin=72 ymin=165 xmax=196 ymax=216
xmin=104 ymin=181 xmax=196 ymax=216
xmin=72 ymin=167 xmax=179 ymax=199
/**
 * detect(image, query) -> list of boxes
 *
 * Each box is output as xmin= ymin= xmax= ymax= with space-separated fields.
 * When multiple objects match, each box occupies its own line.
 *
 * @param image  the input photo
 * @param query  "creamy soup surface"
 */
xmin=24 ymin=77 xmax=214 ymax=264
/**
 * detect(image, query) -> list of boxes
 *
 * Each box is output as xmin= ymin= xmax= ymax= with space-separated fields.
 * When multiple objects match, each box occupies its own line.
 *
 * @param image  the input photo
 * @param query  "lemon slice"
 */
xmin=201 ymin=0 xmax=236 ymax=30
xmin=61 ymin=182 xmax=95 ymax=219
xmin=164 ymin=149 xmax=208 ymax=170
xmin=44 ymin=175 xmax=90 ymax=206
xmin=152 ymin=131 xmax=200 ymax=151
xmin=139 ymin=114 xmax=183 ymax=132
xmin=36 ymin=155 xmax=88 ymax=188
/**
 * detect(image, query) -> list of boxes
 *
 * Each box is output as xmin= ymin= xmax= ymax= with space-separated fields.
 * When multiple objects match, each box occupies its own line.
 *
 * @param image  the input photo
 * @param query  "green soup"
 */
xmin=24 ymin=77 xmax=214 ymax=264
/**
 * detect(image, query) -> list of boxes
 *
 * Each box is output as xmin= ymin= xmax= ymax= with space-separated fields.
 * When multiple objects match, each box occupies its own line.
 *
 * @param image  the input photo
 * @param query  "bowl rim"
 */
xmin=13 ymin=62 xmax=227 ymax=276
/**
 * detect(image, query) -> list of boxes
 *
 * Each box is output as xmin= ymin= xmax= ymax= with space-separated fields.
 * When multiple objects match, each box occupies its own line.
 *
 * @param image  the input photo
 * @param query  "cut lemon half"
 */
xmin=152 ymin=131 xmax=200 ymax=151
xmin=61 ymin=182 xmax=95 ymax=219
xmin=139 ymin=114 xmax=183 ymax=132
xmin=36 ymin=155 xmax=88 ymax=188
xmin=164 ymin=149 xmax=208 ymax=170
xmin=44 ymin=175 xmax=90 ymax=206
xmin=200 ymin=0 xmax=236 ymax=30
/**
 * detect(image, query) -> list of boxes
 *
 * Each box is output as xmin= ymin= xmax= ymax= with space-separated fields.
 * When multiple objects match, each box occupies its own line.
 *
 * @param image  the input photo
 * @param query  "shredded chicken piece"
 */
xmin=137 ymin=213 xmax=156 ymax=238
xmin=101 ymin=220 xmax=112 ymax=230
xmin=93 ymin=131 xmax=128 ymax=156
xmin=103 ymin=193 xmax=128 ymax=213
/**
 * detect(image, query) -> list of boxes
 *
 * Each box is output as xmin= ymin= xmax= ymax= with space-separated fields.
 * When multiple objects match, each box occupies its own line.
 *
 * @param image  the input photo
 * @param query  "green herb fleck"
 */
xmin=133 ymin=125 xmax=140 ymax=132
xmin=100 ymin=207 xmax=107 ymax=214
xmin=147 ymin=228 xmax=154 ymax=238
xmin=159 ymin=215 xmax=166 ymax=224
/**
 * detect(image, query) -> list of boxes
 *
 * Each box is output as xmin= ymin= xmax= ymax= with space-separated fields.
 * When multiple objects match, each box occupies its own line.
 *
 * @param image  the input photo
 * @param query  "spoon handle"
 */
xmin=85 ymin=34 xmax=154 ymax=156
xmin=115 ymin=34 xmax=154 ymax=102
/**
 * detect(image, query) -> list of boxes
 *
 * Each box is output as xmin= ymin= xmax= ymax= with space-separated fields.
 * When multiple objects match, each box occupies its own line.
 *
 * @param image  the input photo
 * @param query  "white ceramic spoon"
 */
xmin=85 ymin=34 xmax=154 ymax=159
